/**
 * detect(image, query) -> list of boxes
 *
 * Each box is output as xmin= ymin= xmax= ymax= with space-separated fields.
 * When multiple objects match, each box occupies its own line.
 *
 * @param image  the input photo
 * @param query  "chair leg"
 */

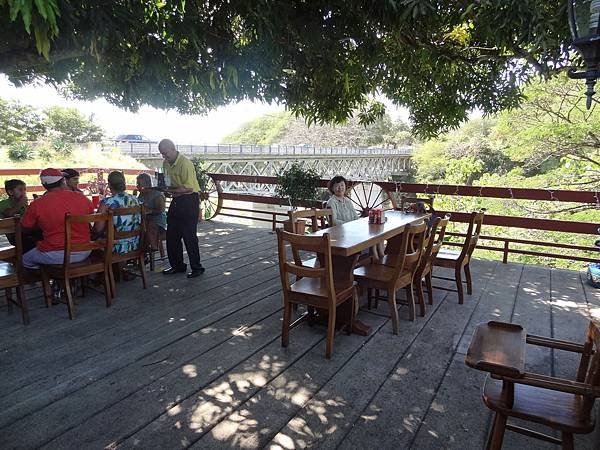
xmin=464 ymin=263 xmax=473 ymax=295
xmin=486 ymin=413 xmax=507 ymax=450
xmin=561 ymin=432 xmax=574 ymax=450
xmin=388 ymin=289 xmax=400 ymax=335
xmin=455 ymin=266 xmax=464 ymax=304
xmin=5 ymin=287 xmax=13 ymax=313
xmin=325 ymin=306 xmax=336 ymax=359
xmin=406 ymin=285 xmax=416 ymax=321
xmin=374 ymin=288 xmax=380 ymax=309
xmin=347 ymin=289 xmax=357 ymax=335
xmin=79 ymin=276 xmax=86 ymax=297
xmin=281 ymin=301 xmax=292 ymax=347
xmin=139 ymin=256 xmax=148 ymax=289
xmin=16 ymin=284 xmax=29 ymax=325
xmin=41 ymin=271 xmax=52 ymax=308
xmin=64 ymin=278 xmax=75 ymax=320
xmin=415 ymin=279 xmax=426 ymax=317
xmin=103 ymin=271 xmax=113 ymax=307
xmin=367 ymin=288 xmax=372 ymax=310
xmin=149 ymin=249 xmax=155 ymax=272
xmin=425 ymin=272 xmax=434 ymax=305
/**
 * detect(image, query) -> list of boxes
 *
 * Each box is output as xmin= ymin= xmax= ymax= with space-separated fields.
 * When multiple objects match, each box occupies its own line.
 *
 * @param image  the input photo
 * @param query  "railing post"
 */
xmin=503 ymin=241 xmax=509 ymax=264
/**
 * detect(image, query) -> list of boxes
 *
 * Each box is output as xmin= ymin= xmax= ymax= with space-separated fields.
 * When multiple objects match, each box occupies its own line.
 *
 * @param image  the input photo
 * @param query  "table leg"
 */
xmin=331 ymin=254 xmax=372 ymax=336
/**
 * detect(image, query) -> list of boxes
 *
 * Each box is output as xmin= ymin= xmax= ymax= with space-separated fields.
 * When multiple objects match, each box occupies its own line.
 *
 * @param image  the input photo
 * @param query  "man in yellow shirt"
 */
xmin=158 ymin=139 xmax=204 ymax=278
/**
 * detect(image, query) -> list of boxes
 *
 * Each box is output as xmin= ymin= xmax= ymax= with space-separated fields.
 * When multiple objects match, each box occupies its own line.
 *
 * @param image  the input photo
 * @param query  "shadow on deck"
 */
xmin=1 ymin=219 xmax=599 ymax=450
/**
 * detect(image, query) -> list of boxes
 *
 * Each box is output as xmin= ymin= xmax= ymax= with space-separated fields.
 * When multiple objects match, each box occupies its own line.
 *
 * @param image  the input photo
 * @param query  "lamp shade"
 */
xmin=569 ymin=0 xmax=600 ymax=41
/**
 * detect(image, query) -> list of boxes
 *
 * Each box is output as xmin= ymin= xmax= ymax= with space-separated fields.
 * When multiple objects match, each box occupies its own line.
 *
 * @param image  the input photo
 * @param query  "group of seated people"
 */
xmin=0 ymin=168 xmax=167 ymax=270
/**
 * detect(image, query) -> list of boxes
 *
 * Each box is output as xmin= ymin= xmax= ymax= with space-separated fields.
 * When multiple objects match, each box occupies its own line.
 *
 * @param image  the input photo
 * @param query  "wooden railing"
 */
xmin=2 ymin=168 xmax=599 ymax=264
xmin=209 ymin=173 xmax=600 ymax=265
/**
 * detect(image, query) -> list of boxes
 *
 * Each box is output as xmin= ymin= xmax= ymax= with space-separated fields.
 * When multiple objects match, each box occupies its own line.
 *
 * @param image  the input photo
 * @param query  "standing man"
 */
xmin=158 ymin=139 xmax=204 ymax=278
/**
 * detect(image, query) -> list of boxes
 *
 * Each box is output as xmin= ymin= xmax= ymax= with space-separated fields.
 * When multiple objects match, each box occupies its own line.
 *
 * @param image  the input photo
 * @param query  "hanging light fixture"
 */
xmin=567 ymin=0 xmax=600 ymax=108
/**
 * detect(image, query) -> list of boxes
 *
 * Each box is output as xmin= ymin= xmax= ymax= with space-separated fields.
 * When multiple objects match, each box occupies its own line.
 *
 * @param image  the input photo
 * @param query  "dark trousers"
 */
xmin=166 ymin=193 xmax=202 ymax=271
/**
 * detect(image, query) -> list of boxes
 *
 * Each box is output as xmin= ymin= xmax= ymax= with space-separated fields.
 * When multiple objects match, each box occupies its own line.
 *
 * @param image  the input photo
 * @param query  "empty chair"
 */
xmin=353 ymin=221 xmax=428 ymax=333
xmin=0 ymin=217 xmax=29 ymax=324
xmin=41 ymin=213 xmax=114 ymax=320
xmin=398 ymin=194 xmax=435 ymax=214
xmin=413 ymin=214 xmax=450 ymax=316
xmin=286 ymin=208 xmax=333 ymax=234
xmin=474 ymin=320 xmax=600 ymax=450
xmin=276 ymin=228 xmax=356 ymax=359
xmin=433 ymin=210 xmax=484 ymax=304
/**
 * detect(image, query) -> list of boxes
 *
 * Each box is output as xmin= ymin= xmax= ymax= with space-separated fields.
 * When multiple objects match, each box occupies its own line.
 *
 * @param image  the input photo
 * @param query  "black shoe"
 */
xmin=163 ymin=267 xmax=186 ymax=275
xmin=187 ymin=267 xmax=205 ymax=278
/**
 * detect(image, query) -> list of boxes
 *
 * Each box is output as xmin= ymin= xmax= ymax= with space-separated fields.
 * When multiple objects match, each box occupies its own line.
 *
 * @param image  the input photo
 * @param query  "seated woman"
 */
xmin=94 ymin=171 xmax=141 ymax=253
xmin=326 ymin=175 xmax=359 ymax=225
xmin=136 ymin=172 xmax=167 ymax=250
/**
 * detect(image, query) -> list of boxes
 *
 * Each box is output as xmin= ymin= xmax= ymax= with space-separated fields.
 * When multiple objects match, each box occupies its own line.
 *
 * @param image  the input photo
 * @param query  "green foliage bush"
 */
xmin=7 ymin=143 xmax=35 ymax=161
xmin=44 ymin=107 xmax=104 ymax=143
xmin=276 ymin=163 xmax=320 ymax=206
xmin=51 ymin=138 xmax=73 ymax=157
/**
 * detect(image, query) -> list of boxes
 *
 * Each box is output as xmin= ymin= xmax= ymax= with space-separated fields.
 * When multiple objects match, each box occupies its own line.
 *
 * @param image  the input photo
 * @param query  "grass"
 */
xmin=0 ymin=145 xmax=148 ymax=192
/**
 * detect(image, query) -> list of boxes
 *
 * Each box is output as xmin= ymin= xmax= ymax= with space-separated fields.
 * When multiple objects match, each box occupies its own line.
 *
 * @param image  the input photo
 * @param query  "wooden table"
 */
xmin=311 ymin=211 xmax=428 ymax=335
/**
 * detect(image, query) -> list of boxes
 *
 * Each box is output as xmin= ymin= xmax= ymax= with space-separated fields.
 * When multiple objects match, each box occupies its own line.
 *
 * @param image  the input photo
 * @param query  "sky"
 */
xmin=0 ymin=75 xmax=409 ymax=145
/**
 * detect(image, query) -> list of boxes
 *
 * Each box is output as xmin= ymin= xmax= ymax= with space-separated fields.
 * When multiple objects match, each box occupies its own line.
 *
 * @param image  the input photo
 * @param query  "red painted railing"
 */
xmin=209 ymin=173 xmax=600 ymax=265
xmin=2 ymin=169 xmax=599 ymax=264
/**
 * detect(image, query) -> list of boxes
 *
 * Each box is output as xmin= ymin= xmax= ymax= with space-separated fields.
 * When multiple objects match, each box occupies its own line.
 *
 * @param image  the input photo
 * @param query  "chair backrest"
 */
xmin=111 ymin=206 xmax=144 ymax=256
xmin=0 ymin=217 xmax=22 ymax=268
xmin=418 ymin=214 xmax=451 ymax=274
xmin=288 ymin=208 xmax=333 ymax=233
xmin=385 ymin=221 xmax=429 ymax=280
xmin=399 ymin=195 xmax=435 ymax=214
xmin=460 ymin=209 xmax=485 ymax=261
xmin=276 ymin=228 xmax=336 ymax=302
xmin=578 ymin=320 xmax=600 ymax=414
xmin=64 ymin=213 xmax=113 ymax=269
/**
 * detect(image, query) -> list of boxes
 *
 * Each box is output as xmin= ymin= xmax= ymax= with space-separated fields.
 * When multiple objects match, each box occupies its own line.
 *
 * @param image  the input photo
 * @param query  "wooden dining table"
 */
xmin=310 ymin=210 xmax=428 ymax=335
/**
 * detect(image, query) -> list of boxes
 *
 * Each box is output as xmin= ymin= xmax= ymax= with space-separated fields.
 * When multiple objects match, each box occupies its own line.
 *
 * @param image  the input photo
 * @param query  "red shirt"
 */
xmin=21 ymin=189 xmax=94 ymax=252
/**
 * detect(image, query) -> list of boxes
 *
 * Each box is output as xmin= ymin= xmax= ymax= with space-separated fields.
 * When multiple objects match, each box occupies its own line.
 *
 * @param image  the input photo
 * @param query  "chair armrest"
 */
xmin=498 ymin=372 xmax=600 ymax=397
xmin=526 ymin=334 xmax=586 ymax=353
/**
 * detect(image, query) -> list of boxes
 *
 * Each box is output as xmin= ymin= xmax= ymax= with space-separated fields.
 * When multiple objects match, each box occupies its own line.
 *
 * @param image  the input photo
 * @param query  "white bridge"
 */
xmin=108 ymin=142 xmax=413 ymax=188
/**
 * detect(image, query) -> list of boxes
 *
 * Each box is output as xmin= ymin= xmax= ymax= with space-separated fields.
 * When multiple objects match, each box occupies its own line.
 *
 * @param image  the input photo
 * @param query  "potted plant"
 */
xmin=276 ymin=163 xmax=321 ymax=233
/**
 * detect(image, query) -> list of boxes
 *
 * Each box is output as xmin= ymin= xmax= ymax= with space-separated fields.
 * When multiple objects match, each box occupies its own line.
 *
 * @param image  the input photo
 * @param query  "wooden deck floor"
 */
xmin=1 ymin=219 xmax=599 ymax=450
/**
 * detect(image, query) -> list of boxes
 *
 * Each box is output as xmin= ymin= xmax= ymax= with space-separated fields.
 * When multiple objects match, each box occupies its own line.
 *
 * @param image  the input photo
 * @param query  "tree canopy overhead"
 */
xmin=0 ymin=1 xmax=572 ymax=137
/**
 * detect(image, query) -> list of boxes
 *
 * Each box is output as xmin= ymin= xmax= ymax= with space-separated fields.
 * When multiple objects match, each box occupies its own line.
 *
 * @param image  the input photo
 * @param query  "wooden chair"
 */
xmin=433 ymin=210 xmax=484 ymax=304
xmin=41 ymin=213 xmax=114 ymax=320
xmin=398 ymin=194 xmax=435 ymax=214
xmin=468 ymin=320 xmax=600 ymax=450
xmin=276 ymin=228 xmax=356 ymax=359
xmin=109 ymin=206 xmax=147 ymax=296
xmin=0 ymin=217 xmax=29 ymax=324
xmin=353 ymin=221 xmax=428 ymax=334
xmin=413 ymin=214 xmax=451 ymax=316
xmin=286 ymin=208 xmax=333 ymax=234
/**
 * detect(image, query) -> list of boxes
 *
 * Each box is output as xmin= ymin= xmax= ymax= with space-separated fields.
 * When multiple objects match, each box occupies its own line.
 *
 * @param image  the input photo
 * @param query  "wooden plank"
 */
xmin=0 ymin=236 xmax=280 ymax=395
xmin=334 ymin=261 xmax=502 ymax=449
xmin=1 ymin=289 xmax=286 ymax=448
xmin=412 ymin=264 xmax=552 ymax=450
xmin=0 ymin=264 xmax=282 ymax=429
xmin=265 ymin=261 xmax=494 ymax=449
xmin=122 ymin=314 xmax=388 ymax=449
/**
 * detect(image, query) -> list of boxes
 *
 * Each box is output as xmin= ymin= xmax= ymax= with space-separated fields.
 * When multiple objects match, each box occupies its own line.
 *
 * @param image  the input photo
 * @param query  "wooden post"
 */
xmin=503 ymin=241 xmax=509 ymax=264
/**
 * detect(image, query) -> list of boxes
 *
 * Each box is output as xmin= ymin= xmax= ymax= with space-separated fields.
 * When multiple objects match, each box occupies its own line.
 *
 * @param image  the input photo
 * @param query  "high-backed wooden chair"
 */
xmin=110 ymin=206 xmax=147 ymax=296
xmin=41 ymin=213 xmax=114 ymax=320
xmin=472 ymin=320 xmax=600 ymax=450
xmin=287 ymin=208 xmax=333 ymax=234
xmin=353 ymin=221 xmax=428 ymax=333
xmin=398 ymin=194 xmax=435 ymax=214
xmin=276 ymin=228 xmax=356 ymax=359
xmin=414 ymin=214 xmax=450 ymax=316
xmin=433 ymin=210 xmax=484 ymax=304
xmin=0 ymin=217 xmax=29 ymax=324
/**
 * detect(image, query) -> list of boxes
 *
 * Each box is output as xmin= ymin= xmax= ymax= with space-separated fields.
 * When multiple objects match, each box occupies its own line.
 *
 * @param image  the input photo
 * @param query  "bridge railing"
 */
xmin=208 ymin=173 xmax=600 ymax=266
xmin=102 ymin=142 xmax=413 ymax=157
